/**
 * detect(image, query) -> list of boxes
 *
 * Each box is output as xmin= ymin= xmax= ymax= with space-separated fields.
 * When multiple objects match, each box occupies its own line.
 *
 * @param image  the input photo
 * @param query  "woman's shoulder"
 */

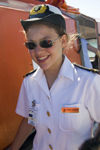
xmin=22 ymin=69 xmax=37 ymax=85
xmin=73 ymin=63 xmax=100 ymax=74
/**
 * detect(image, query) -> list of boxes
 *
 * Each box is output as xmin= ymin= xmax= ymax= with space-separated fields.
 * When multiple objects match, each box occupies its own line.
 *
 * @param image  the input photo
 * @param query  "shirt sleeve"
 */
xmin=16 ymin=79 xmax=29 ymax=118
xmin=85 ymin=73 xmax=100 ymax=122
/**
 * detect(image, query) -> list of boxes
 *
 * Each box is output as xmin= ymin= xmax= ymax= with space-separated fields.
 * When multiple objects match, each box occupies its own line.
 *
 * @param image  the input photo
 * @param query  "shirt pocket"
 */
xmin=59 ymin=104 xmax=81 ymax=132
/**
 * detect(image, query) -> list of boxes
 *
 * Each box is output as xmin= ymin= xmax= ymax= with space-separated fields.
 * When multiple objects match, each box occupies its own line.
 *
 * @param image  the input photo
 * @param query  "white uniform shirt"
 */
xmin=16 ymin=56 xmax=100 ymax=150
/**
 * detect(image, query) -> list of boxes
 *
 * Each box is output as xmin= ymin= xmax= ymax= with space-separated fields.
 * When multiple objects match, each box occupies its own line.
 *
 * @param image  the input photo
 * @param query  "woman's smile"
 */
xmin=37 ymin=55 xmax=50 ymax=63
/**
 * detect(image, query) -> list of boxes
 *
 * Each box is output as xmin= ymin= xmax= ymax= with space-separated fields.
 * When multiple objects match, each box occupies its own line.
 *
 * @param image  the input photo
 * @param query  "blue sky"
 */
xmin=66 ymin=0 xmax=100 ymax=19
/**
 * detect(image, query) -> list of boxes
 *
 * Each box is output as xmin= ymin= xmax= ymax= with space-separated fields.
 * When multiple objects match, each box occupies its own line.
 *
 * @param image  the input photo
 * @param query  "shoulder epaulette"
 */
xmin=23 ymin=69 xmax=37 ymax=77
xmin=73 ymin=63 xmax=100 ymax=74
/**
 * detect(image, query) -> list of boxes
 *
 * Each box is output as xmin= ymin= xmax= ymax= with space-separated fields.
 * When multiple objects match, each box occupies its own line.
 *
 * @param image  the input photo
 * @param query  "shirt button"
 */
xmin=47 ymin=111 xmax=51 ymax=117
xmin=48 ymin=128 xmax=51 ymax=134
xmin=49 ymin=144 xmax=53 ymax=150
xmin=48 ymin=96 xmax=50 ymax=99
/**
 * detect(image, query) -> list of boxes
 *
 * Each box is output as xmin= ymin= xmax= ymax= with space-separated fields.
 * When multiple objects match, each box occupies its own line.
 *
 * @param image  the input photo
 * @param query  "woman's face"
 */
xmin=26 ymin=24 xmax=67 ymax=71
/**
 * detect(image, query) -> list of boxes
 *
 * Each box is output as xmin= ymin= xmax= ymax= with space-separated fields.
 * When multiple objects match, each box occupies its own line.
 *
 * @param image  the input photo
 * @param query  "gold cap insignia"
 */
xmin=30 ymin=5 xmax=47 ymax=16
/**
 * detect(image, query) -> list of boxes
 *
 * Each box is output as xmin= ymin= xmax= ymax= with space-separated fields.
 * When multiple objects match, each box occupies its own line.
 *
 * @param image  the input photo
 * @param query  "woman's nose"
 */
xmin=34 ymin=45 xmax=44 ymax=54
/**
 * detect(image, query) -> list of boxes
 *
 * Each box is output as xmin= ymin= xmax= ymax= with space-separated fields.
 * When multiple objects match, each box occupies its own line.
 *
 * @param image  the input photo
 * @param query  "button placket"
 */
xmin=46 ymin=111 xmax=52 ymax=133
xmin=46 ymin=95 xmax=53 ymax=150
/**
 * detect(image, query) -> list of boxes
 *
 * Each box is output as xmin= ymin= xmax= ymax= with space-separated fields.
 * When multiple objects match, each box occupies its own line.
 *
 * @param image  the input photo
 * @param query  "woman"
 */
xmin=9 ymin=4 xmax=100 ymax=150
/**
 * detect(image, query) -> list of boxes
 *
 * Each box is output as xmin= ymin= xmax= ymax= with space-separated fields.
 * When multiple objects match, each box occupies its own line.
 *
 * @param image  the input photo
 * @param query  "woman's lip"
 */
xmin=37 ymin=55 xmax=50 ymax=63
xmin=38 ymin=56 xmax=48 ymax=60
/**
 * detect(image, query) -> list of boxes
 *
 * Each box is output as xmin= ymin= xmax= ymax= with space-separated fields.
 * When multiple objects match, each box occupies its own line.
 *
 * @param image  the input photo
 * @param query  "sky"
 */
xmin=66 ymin=0 xmax=100 ymax=19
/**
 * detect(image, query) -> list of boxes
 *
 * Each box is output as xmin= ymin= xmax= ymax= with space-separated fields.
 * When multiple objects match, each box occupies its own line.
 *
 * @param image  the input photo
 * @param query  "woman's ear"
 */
xmin=61 ymin=34 xmax=68 ymax=50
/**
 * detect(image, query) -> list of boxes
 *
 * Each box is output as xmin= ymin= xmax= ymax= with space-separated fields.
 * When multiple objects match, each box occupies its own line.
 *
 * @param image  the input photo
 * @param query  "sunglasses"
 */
xmin=25 ymin=36 xmax=60 ymax=50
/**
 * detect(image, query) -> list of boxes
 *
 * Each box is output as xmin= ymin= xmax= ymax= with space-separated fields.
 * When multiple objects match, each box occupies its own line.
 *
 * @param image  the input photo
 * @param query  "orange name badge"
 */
xmin=61 ymin=107 xmax=79 ymax=113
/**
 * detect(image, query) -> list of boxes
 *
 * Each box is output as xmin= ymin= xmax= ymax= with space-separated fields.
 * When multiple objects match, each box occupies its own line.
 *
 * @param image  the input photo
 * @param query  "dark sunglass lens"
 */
xmin=40 ymin=40 xmax=53 ymax=48
xmin=25 ymin=42 xmax=36 ymax=50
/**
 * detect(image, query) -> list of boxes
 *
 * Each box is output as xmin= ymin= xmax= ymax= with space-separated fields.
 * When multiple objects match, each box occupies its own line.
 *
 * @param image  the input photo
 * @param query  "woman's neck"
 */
xmin=44 ymin=55 xmax=64 ymax=89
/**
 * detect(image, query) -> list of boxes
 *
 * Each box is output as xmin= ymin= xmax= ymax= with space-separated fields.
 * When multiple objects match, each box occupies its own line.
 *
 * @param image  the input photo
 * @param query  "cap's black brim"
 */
xmin=20 ymin=17 xmax=43 ymax=30
xmin=20 ymin=14 xmax=66 ymax=31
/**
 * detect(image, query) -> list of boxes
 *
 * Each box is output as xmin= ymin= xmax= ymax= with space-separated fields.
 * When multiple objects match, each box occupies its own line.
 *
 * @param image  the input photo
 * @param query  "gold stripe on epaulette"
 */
xmin=73 ymin=63 xmax=100 ymax=74
xmin=23 ymin=69 xmax=36 ymax=78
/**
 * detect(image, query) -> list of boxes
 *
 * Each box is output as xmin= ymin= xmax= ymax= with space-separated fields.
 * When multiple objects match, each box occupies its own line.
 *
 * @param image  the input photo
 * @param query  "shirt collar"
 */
xmin=58 ymin=56 xmax=74 ymax=81
xmin=32 ymin=66 xmax=50 ymax=96
xmin=33 ymin=55 xmax=74 ymax=81
xmin=32 ymin=66 xmax=44 ymax=81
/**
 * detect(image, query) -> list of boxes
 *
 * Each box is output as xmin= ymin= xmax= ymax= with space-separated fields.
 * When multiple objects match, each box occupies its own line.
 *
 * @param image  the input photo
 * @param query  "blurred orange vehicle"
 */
xmin=0 ymin=0 xmax=100 ymax=149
